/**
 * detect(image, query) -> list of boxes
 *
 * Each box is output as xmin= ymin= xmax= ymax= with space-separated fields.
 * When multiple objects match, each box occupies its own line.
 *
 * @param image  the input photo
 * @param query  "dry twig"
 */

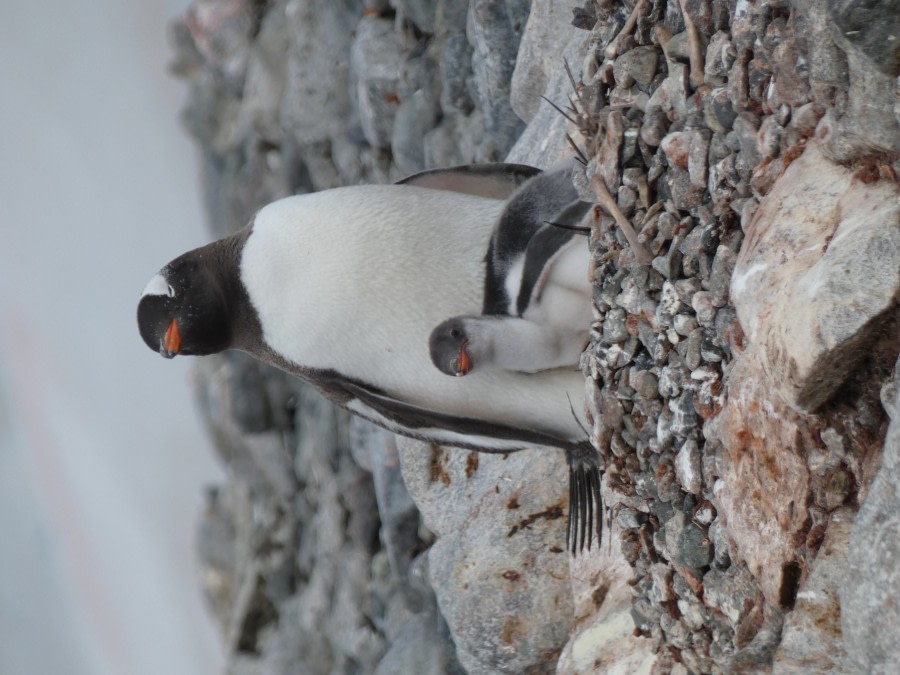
xmin=590 ymin=174 xmax=653 ymax=265
xmin=678 ymin=0 xmax=705 ymax=88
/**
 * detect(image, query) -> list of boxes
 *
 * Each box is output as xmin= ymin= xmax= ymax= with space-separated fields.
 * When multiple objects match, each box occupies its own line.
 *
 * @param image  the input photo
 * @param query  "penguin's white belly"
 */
xmin=241 ymin=185 xmax=587 ymax=439
xmin=525 ymin=236 xmax=594 ymax=329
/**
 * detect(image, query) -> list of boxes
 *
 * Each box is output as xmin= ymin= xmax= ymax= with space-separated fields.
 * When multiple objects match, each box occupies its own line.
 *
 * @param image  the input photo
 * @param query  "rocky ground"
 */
xmin=170 ymin=0 xmax=898 ymax=673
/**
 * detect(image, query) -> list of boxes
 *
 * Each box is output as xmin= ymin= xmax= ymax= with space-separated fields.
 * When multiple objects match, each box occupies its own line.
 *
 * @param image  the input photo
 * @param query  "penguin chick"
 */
xmin=430 ymin=167 xmax=593 ymax=377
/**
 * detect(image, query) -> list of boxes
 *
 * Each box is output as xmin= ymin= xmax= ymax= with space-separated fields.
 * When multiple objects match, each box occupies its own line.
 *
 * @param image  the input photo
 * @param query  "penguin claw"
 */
xmin=565 ymin=446 xmax=603 ymax=555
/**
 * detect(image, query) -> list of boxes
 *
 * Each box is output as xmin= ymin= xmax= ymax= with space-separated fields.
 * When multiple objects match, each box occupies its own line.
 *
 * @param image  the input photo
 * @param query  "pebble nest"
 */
xmin=570 ymin=0 xmax=826 ymax=670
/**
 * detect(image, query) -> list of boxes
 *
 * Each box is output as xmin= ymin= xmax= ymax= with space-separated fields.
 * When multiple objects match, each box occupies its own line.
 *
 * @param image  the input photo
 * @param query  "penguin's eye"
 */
xmin=450 ymin=328 xmax=462 ymax=339
xmin=167 ymin=285 xmax=176 ymax=298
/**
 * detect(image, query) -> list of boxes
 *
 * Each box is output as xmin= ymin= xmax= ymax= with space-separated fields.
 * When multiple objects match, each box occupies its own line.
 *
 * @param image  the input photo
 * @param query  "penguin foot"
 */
xmin=565 ymin=445 xmax=603 ymax=554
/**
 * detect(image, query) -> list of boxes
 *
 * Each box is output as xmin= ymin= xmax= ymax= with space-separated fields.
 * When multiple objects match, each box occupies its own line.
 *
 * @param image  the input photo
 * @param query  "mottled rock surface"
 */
xmin=165 ymin=0 xmax=899 ymax=672
xmin=732 ymin=143 xmax=900 ymax=412
xmin=773 ymin=509 xmax=851 ymax=672
xmin=398 ymin=437 xmax=574 ymax=673
xmin=841 ymin=363 xmax=900 ymax=673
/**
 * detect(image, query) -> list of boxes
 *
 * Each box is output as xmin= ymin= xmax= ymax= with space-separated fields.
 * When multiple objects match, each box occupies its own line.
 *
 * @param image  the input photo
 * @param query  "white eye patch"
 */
xmin=142 ymin=273 xmax=175 ymax=298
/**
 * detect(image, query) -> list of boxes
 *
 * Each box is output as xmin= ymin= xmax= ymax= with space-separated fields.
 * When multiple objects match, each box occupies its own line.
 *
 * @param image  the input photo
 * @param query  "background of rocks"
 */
xmin=170 ymin=0 xmax=899 ymax=672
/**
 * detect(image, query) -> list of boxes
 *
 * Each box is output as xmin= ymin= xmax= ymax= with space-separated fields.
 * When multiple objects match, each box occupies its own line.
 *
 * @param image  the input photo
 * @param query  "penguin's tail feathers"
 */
xmin=565 ymin=443 xmax=604 ymax=555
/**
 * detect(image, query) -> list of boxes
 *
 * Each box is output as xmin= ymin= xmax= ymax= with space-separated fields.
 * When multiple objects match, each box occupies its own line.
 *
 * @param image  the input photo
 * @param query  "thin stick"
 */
xmin=653 ymin=25 xmax=673 ymax=65
xmin=565 ymin=133 xmax=589 ymax=165
xmin=590 ymin=173 xmax=653 ymax=265
xmin=541 ymin=95 xmax=578 ymax=126
xmin=678 ymin=0 xmax=705 ymax=88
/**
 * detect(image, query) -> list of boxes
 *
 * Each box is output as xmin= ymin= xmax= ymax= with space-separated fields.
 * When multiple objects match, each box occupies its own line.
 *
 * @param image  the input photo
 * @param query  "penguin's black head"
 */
xmin=429 ymin=317 xmax=472 ymax=377
xmin=137 ymin=252 xmax=232 ymax=359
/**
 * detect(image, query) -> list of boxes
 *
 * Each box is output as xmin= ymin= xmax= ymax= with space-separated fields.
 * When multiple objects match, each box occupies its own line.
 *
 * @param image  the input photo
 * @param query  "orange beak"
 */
xmin=456 ymin=341 xmax=471 ymax=376
xmin=162 ymin=318 xmax=181 ymax=358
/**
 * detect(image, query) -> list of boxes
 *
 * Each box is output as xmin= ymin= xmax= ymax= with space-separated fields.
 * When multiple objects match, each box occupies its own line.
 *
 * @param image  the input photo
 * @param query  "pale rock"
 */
xmin=509 ymin=0 xmax=585 ymax=123
xmin=730 ymin=142 xmax=900 ymax=411
xmin=675 ymin=438 xmax=702 ymax=494
xmin=557 ymin=506 xmax=658 ymax=674
xmin=773 ymin=509 xmax=852 ymax=673
xmin=704 ymin=30 xmax=736 ymax=81
xmin=397 ymin=437 xmax=575 ymax=673
xmin=597 ymin=110 xmax=625 ymax=192
xmin=646 ymin=62 xmax=689 ymax=119
xmin=704 ymin=344 xmax=839 ymax=609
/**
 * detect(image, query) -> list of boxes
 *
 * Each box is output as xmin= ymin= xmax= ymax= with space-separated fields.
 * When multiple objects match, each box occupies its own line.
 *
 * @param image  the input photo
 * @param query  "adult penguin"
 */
xmin=137 ymin=164 xmax=602 ymax=552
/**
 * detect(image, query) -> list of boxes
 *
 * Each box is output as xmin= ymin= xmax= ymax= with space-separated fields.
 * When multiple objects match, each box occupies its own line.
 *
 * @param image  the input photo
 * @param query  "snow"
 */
xmin=0 ymin=2 xmax=224 ymax=674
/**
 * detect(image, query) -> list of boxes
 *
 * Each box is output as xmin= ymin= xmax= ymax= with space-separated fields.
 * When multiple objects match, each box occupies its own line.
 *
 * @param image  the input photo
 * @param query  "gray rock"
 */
xmin=792 ymin=0 xmax=849 ymax=107
xmin=235 ymin=2 xmax=290 ymax=143
xmin=824 ymin=48 xmax=900 ymax=162
xmin=841 ymin=367 xmax=900 ymax=671
xmin=699 ymin=331 xmax=724 ymax=363
xmin=709 ymin=519 xmax=732 ymax=569
xmin=708 ymin=245 xmax=736 ymax=307
xmin=281 ymin=0 xmax=358 ymax=145
xmin=467 ymin=0 xmax=527 ymax=158
xmin=670 ymin=390 xmax=699 ymax=439
xmin=684 ymin=327 xmax=703 ymax=370
xmin=757 ymin=115 xmax=783 ymax=159
xmin=422 ymin=111 xmax=487 ymax=166
xmin=826 ymin=0 xmax=900 ymax=76
xmin=651 ymin=242 xmax=683 ymax=280
xmin=665 ymin=511 xmax=713 ymax=571
xmin=673 ymin=313 xmax=698 ymax=337
xmin=354 ymin=419 xmax=420 ymax=585
xmin=614 ymin=45 xmax=659 ymax=88
xmin=658 ymin=364 xmax=687 ymax=399
xmin=438 ymin=32 xmax=475 ymax=114
xmin=704 ymin=30 xmax=736 ymax=81
xmin=603 ymin=307 xmax=629 ymax=343
xmin=351 ymin=17 xmax=409 ymax=149
xmin=657 ymin=280 xmax=684 ymax=326
xmin=391 ymin=0 xmax=436 ymax=33
xmin=632 ymin=368 xmax=660 ymax=400
xmin=194 ymin=354 xmax=297 ymax=501
xmin=646 ymin=62 xmax=689 ymax=119
xmin=687 ymin=130 xmax=711 ymax=190
xmin=640 ymin=107 xmax=669 ymax=146
xmin=374 ymin=591 xmax=464 ymax=675
xmin=391 ymin=90 xmax=438 ymax=174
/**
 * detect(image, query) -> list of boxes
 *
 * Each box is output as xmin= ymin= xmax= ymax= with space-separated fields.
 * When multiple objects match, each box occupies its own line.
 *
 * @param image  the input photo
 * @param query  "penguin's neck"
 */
xmin=468 ymin=317 xmax=576 ymax=373
xmin=207 ymin=226 xmax=266 ymax=353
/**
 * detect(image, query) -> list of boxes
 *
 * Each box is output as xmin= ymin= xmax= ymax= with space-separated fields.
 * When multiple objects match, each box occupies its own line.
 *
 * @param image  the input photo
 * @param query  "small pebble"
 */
xmin=691 ymin=291 xmax=717 ymax=326
xmin=673 ymin=313 xmax=698 ymax=336
xmin=631 ymin=368 xmax=660 ymax=400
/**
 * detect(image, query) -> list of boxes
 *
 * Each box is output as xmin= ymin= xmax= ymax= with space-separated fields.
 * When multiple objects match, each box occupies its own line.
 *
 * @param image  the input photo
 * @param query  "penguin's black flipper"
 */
xmin=397 ymin=163 xmax=541 ymax=199
xmin=565 ymin=443 xmax=604 ymax=554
